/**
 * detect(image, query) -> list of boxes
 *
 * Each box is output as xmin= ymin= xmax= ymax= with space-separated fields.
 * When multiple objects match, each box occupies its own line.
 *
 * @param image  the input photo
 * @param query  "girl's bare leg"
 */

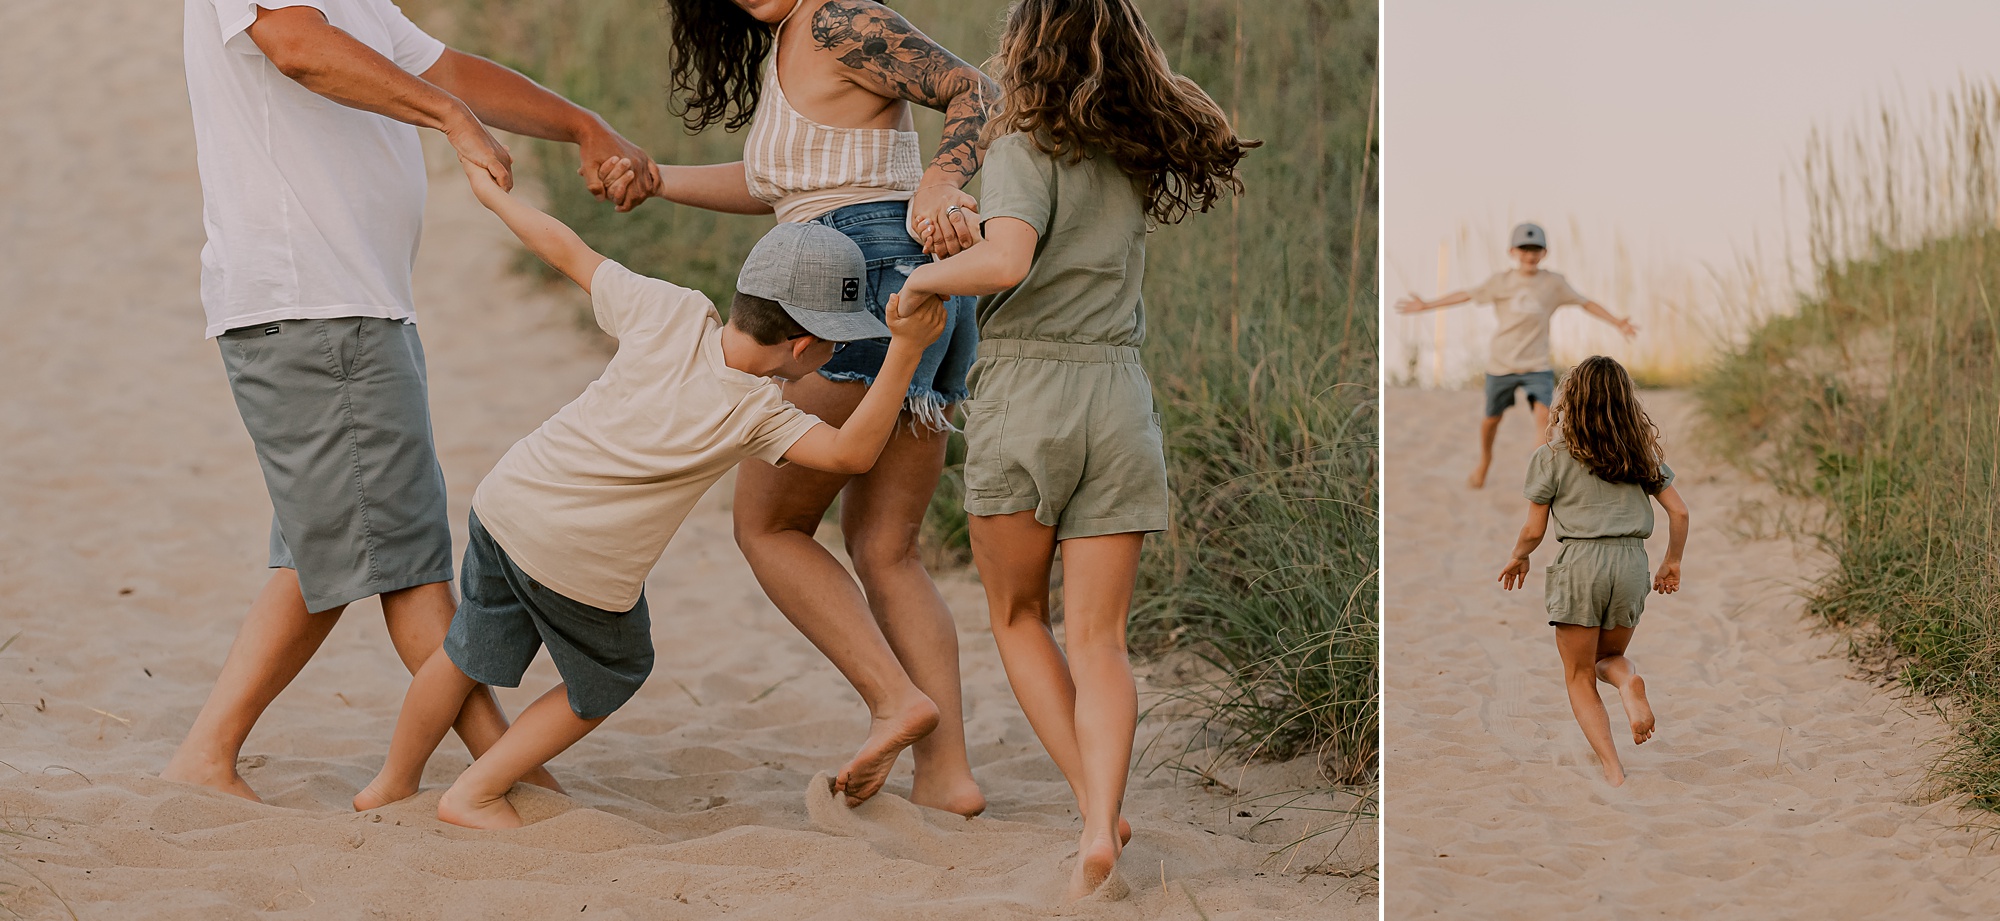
xmin=1592 ymin=625 xmax=1653 ymax=744
xmin=1054 ymin=533 xmax=1144 ymax=899
xmin=1555 ymin=624 xmax=1625 ymax=785
xmin=354 ymin=646 xmax=481 ymax=810
xmin=437 ymin=684 xmax=606 ymax=830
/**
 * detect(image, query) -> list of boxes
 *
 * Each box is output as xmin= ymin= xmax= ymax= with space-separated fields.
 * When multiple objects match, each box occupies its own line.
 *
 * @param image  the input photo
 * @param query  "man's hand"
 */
xmin=575 ymin=124 xmax=656 ymax=211
xmin=912 ymin=184 xmax=980 ymax=255
xmin=885 ymin=291 xmax=946 ymax=347
xmin=1497 ymin=557 xmax=1531 ymax=591
xmin=1652 ymin=560 xmax=1681 ymax=594
xmin=445 ymin=111 xmax=512 ymax=190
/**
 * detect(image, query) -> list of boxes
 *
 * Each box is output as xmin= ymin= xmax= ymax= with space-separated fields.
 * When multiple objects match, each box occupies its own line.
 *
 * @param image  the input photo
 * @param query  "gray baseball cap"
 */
xmin=736 ymin=222 xmax=891 ymax=341
xmin=1510 ymin=222 xmax=1548 ymax=249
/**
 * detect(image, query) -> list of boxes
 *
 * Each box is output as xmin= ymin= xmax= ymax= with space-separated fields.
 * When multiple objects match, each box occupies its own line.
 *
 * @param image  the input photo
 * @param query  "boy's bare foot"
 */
xmin=437 ymin=783 xmax=523 ymax=830
xmin=1066 ymin=826 xmax=1123 ymax=900
xmin=1620 ymin=675 xmax=1656 ymax=744
xmin=352 ymin=776 xmax=417 ymax=812
xmin=1468 ymin=464 xmax=1489 ymax=489
xmin=909 ymin=771 xmax=986 ymax=817
xmin=161 ymin=751 xmax=262 ymax=803
xmin=834 ymin=695 xmax=940 ymax=807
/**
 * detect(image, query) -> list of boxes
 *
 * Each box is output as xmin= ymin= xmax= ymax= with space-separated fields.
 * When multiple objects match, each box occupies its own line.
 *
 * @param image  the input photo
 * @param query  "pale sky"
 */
xmin=1385 ymin=1 xmax=2000 ymax=385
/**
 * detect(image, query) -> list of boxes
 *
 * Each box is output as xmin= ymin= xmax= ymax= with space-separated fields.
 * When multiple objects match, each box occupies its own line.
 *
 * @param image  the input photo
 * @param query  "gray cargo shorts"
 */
xmin=218 ymin=317 xmax=453 ymax=613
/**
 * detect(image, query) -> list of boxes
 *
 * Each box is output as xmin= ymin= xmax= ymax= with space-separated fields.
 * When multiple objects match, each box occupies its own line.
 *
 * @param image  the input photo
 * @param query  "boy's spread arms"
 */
xmin=1652 ymin=484 xmax=1689 ymax=593
xmin=460 ymin=159 xmax=606 ymax=292
xmin=1579 ymin=299 xmax=1639 ymax=338
xmin=1498 ymin=502 xmax=1552 ymax=590
xmin=1395 ymin=291 xmax=1473 ymax=314
xmin=783 ymin=295 xmax=947 ymax=474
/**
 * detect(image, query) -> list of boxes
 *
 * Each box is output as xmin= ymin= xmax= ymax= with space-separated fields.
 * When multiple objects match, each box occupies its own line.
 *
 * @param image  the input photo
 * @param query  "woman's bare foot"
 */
xmin=437 ymin=783 xmax=523 ymax=830
xmin=1066 ymin=826 xmax=1123 ymax=900
xmin=352 ymin=776 xmax=417 ymax=812
xmin=834 ymin=695 xmax=940 ymax=807
xmin=161 ymin=751 xmax=262 ymax=803
xmin=1620 ymin=675 xmax=1655 ymax=744
xmin=909 ymin=771 xmax=986 ymax=817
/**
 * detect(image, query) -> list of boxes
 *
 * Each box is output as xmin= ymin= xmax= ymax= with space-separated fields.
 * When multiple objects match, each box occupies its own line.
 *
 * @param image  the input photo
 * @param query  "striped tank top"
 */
xmin=742 ymin=6 xmax=925 ymax=224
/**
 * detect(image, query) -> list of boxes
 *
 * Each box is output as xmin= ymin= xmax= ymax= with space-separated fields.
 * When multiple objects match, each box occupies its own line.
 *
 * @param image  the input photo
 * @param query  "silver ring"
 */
xmin=947 ymin=206 xmax=962 ymax=214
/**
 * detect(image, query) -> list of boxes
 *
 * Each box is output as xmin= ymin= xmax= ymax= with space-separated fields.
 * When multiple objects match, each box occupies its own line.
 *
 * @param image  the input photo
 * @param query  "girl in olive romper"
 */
xmin=1499 ymin=355 xmax=1691 ymax=787
xmin=894 ymin=0 xmax=1255 ymax=899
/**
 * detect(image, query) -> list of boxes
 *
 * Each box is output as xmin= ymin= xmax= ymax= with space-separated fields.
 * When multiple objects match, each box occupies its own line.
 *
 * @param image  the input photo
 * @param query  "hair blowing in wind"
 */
xmin=984 ymin=0 xmax=1259 ymax=224
xmin=1553 ymin=355 xmax=1669 ymax=493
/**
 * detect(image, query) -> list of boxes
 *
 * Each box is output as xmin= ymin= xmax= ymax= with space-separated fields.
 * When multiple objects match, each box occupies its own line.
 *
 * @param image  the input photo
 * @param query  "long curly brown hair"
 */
xmin=1552 ymin=356 xmax=1669 ymax=493
xmin=984 ymin=0 xmax=1257 ymax=224
xmin=662 ymin=0 xmax=797 ymax=132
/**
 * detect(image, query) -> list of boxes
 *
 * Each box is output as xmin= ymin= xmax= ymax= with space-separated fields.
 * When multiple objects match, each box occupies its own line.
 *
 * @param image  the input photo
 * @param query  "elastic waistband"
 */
xmin=1558 ymin=535 xmax=1646 ymax=547
xmin=978 ymin=338 xmax=1142 ymax=364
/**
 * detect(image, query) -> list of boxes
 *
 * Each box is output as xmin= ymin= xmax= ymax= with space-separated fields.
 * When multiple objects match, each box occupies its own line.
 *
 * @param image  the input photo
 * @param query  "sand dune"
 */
xmin=0 ymin=2 xmax=1369 ymax=917
xmin=1385 ymin=387 xmax=2000 ymax=917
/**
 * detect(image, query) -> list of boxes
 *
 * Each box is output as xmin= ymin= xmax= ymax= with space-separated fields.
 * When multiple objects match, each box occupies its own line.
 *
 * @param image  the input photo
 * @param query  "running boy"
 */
xmin=1395 ymin=222 xmax=1637 ymax=488
xmin=351 ymin=157 xmax=946 ymax=829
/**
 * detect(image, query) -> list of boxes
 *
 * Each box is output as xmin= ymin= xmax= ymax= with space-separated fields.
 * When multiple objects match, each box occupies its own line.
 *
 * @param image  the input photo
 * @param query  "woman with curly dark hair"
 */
xmin=1498 ymin=355 xmax=1691 ymax=788
xmin=889 ymin=0 xmax=1256 ymax=898
xmin=601 ymin=0 xmax=996 ymax=821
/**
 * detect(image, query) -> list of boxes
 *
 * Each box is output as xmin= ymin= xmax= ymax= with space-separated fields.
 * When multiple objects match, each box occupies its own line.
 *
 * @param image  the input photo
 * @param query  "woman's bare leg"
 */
xmin=734 ymin=374 xmax=942 ymax=808
xmin=841 ymin=415 xmax=984 ymax=816
xmin=1592 ymin=625 xmax=1652 ymax=744
xmin=437 ymin=684 xmax=606 ymax=830
xmin=1555 ymin=624 xmax=1625 ymax=785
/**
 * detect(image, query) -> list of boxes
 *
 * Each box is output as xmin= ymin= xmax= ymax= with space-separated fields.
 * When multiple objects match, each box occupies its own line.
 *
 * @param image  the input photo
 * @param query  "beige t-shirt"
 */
xmin=473 ymin=261 xmax=822 ymax=611
xmin=1467 ymin=269 xmax=1588 ymax=376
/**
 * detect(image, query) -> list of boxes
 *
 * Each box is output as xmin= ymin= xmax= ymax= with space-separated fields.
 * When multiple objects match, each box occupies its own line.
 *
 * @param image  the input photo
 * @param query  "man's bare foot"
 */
xmin=1468 ymin=465 xmax=1489 ymax=489
xmin=161 ymin=751 xmax=262 ymax=803
xmin=521 ymin=765 xmax=565 ymax=794
xmin=1066 ymin=826 xmax=1123 ymax=900
xmin=1621 ymin=675 xmax=1656 ymax=744
xmin=437 ymin=783 xmax=523 ymax=830
xmin=834 ymin=695 xmax=940 ymax=807
xmin=909 ymin=771 xmax=986 ymax=817
xmin=352 ymin=776 xmax=417 ymax=812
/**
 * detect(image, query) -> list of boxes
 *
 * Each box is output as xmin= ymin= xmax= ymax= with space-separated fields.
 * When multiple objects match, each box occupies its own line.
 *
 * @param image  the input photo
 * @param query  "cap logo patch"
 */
xmin=842 ymin=278 xmax=860 ymax=301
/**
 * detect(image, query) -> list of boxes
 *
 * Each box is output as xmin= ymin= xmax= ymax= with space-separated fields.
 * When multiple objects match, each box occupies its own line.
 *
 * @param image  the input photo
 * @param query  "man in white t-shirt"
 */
xmin=166 ymin=0 xmax=660 ymax=802
xmin=1396 ymin=223 xmax=1637 ymax=488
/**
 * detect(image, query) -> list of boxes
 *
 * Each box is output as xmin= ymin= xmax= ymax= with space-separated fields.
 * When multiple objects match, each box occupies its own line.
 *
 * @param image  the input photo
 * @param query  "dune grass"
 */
xmin=408 ymin=0 xmax=1377 ymax=788
xmin=1698 ymin=82 xmax=2000 ymax=809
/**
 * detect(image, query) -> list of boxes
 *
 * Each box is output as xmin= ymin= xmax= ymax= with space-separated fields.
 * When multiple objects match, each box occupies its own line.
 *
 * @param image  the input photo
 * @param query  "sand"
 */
xmin=0 ymin=2 xmax=1370 ymax=917
xmin=1385 ymin=386 xmax=2000 ymax=917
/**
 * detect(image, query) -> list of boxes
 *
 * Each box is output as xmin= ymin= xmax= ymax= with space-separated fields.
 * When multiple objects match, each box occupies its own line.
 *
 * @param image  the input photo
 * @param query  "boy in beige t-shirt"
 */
xmin=1396 ymin=222 xmax=1637 ymax=488
xmin=351 ymin=159 xmax=946 ymax=830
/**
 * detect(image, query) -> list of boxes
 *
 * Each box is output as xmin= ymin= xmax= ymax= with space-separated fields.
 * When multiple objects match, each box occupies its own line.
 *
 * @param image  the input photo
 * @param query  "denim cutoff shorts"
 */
xmin=808 ymin=200 xmax=978 ymax=431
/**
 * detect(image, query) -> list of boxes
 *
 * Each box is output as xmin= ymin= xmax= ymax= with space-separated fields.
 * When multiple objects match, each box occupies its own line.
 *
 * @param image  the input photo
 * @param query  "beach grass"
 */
xmin=408 ymin=0 xmax=1377 ymax=787
xmin=1697 ymin=81 xmax=2000 ymax=810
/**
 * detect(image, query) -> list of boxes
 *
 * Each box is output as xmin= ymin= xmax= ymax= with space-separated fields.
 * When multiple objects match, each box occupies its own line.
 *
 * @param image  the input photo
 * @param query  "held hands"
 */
xmin=1497 ymin=556 xmax=1531 ymax=591
xmin=913 ymin=184 xmax=981 ymax=256
xmin=575 ymin=125 xmax=657 ymax=211
xmin=1652 ymin=560 xmax=1681 ymax=594
xmin=445 ymin=111 xmax=512 ymax=191
xmin=883 ymin=291 xmax=947 ymax=349
xmin=458 ymin=152 xmax=507 ymax=203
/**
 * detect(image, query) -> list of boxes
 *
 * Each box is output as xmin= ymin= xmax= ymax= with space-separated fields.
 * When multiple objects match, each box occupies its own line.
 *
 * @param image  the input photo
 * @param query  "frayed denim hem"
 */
xmin=818 ymin=369 xmax=966 ymax=434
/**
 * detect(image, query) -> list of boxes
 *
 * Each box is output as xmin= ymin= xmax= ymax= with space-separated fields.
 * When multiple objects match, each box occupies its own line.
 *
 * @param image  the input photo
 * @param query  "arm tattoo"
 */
xmin=810 ymin=0 xmax=997 ymax=183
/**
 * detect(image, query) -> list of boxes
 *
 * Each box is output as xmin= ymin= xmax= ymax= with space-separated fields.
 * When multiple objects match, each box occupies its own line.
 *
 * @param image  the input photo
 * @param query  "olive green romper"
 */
xmin=1524 ymin=439 xmax=1675 ymax=629
xmin=963 ymin=133 xmax=1168 ymax=539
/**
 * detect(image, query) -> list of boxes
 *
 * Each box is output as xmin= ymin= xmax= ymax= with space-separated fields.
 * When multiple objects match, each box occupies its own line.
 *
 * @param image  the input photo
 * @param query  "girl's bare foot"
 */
xmin=909 ymin=771 xmax=986 ymax=817
xmin=352 ymin=776 xmax=417 ymax=812
xmin=1620 ymin=675 xmax=1655 ymax=744
xmin=834 ymin=695 xmax=940 ymax=807
xmin=1066 ymin=826 xmax=1124 ymax=900
xmin=437 ymin=783 xmax=523 ymax=830
xmin=161 ymin=752 xmax=262 ymax=803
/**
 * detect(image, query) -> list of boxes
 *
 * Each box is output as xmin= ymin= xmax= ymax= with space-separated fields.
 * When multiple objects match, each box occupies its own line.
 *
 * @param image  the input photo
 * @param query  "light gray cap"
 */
xmin=1510 ymin=222 xmax=1548 ymax=249
xmin=736 ymin=222 xmax=890 ymax=341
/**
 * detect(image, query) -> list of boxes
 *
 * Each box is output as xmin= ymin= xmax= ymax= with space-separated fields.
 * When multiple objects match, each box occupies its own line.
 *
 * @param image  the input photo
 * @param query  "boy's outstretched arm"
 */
xmin=1498 ymin=502 xmax=1551 ymax=590
xmin=1579 ymin=299 xmax=1638 ymax=338
xmin=782 ymin=295 xmax=948 ymax=474
xmin=1652 ymin=485 xmax=1689 ymax=593
xmin=459 ymin=158 xmax=606 ymax=292
xmin=1396 ymin=291 xmax=1472 ymax=314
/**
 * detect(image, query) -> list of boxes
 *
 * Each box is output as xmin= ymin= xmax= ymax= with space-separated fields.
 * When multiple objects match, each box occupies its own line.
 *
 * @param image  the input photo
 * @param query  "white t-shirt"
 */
xmin=1467 ymin=269 xmax=1589 ymax=376
xmin=183 ymin=0 xmax=447 ymax=338
xmin=472 ymin=262 xmax=824 ymax=611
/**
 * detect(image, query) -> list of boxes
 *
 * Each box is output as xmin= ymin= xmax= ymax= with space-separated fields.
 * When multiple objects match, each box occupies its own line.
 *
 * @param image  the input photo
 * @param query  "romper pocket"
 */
xmin=960 ymin=399 xmax=1011 ymax=494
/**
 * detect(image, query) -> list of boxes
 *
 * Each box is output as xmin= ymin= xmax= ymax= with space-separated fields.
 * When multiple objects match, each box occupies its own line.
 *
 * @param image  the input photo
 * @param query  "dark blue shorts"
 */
xmin=443 ymin=510 xmax=653 ymax=720
xmin=1484 ymin=370 xmax=1557 ymax=418
xmin=808 ymin=200 xmax=978 ymax=432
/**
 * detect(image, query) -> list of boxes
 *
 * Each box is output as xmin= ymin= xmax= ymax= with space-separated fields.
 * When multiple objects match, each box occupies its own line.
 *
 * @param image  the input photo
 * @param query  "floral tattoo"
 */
xmin=810 ymin=0 xmax=996 ymax=183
